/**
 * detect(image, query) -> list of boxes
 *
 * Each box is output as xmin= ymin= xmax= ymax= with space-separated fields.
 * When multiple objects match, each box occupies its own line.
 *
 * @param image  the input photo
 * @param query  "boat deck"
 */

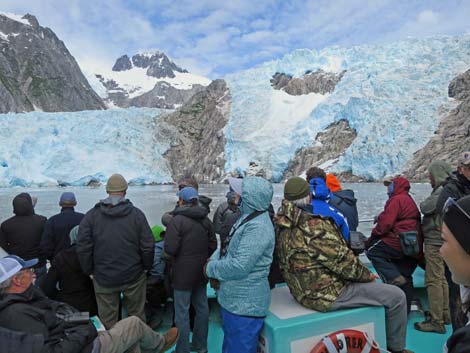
xmin=158 ymin=267 xmax=450 ymax=353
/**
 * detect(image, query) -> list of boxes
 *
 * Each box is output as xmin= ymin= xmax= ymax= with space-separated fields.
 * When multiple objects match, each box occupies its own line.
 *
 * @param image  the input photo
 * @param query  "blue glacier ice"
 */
xmin=224 ymin=35 xmax=470 ymax=181
xmin=0 ymin=108 xmax=173 ymax=187
xmin=1 ymin=36 xmax=470 ymax=187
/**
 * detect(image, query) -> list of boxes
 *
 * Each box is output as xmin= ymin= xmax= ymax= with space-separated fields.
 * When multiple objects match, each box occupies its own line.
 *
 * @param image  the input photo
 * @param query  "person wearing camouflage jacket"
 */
xmin=275 ymin=177 xmax=411 ymax=353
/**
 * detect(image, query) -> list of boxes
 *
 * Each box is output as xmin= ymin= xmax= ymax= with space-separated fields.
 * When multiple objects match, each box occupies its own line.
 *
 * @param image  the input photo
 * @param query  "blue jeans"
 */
xmin=366 ymin=238 xmax=417 ymax=313
xmin=220 ymin=307 xmax=264 ymax=353
xmin=173 ymin=284 xmax=209 ymax=353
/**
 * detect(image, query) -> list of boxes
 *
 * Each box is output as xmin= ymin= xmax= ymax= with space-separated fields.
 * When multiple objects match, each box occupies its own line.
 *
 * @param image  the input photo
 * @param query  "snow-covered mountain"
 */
xmin=94 ymin=52 xmax=211 ymax=109
xmin=0 ymin=12 xmax=105 ymax=112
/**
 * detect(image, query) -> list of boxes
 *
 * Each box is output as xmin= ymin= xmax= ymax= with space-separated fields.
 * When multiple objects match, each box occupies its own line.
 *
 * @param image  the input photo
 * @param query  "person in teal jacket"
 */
xmin=205 ymin=176 xmax=275 ymax=353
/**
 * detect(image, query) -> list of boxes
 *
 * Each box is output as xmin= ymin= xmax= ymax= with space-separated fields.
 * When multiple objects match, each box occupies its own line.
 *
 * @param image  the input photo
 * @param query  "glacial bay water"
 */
xmin=0 ymin=183 xmax=431 ymax=235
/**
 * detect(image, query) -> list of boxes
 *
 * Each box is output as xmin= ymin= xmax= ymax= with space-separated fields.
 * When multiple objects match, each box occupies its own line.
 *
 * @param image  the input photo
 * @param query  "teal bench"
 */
xmin=258 ymin=286 xmax=387 ymax=353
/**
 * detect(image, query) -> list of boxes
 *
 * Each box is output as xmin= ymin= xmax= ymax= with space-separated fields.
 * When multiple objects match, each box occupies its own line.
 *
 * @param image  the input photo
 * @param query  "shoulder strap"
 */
xmin=220 ymin=210 xmax=265 ymax=258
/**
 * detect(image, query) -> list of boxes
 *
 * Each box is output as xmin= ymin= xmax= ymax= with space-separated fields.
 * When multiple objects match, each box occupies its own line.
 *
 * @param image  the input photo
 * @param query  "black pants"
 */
xmin=445 ymin=265 xmax=467 ymax=331
xmin=366 ymin=238 xmax=418 ymax=313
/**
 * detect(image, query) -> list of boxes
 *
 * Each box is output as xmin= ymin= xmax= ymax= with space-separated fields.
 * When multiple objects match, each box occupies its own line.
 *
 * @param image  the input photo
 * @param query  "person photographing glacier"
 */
xmin=205 ymin=176 xmax=275 ymax=353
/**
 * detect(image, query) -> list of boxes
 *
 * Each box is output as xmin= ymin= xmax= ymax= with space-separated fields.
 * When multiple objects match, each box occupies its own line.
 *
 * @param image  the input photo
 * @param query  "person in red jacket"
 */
xmin=366 ymin=176 xmax=422 ymax=312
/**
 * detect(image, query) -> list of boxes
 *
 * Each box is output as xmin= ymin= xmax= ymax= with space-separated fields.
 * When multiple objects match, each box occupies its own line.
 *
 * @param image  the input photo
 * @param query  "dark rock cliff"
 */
xmin=283 ymin=119 xmax=357 ymax=179
xmin=0 ymin=13 xmax=106 ymax=113
xmin=404 ymin=69 xmax=470 ymax=180
xmin=161 ymin=79 xmax=230 ymax=182
xmin=271 ymin=69 xmax=346 ymax=95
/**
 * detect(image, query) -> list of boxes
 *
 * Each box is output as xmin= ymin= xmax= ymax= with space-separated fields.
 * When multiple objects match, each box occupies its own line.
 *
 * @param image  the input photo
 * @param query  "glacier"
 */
xmin=0 ymin=108 xmax=174 ymax=187
xmin=224 ymin=35 xmax=470 ymax=181
xmin=1 ymin=35 xmax=470 ymax=187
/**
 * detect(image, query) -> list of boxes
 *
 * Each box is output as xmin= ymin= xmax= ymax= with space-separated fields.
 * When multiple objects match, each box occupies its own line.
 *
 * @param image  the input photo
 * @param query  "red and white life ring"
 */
xmin=310 ymin=329 xmax=381 ymax=353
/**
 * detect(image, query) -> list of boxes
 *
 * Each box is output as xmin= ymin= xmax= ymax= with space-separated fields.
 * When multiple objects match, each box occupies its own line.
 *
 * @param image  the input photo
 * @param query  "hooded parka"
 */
xmin=76 ymin=197 xmax=154 ymax=287
xmin=0 ymin=193 xmax=47 ymax=267
xmin=371 ymin=177 xmax=421 ymax=252
xmin=206 ymin=176 xmax=275 ymax=317
xmin=420 ymin=161 xmax=452 ymax=245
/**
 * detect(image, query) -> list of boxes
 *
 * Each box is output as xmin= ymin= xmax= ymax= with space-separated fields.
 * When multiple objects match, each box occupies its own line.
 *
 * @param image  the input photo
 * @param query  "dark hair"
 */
xmin=177 ymin=177 xmax=199 ymax=191
xmin=306 ymin=167 xmax=327 ymax=182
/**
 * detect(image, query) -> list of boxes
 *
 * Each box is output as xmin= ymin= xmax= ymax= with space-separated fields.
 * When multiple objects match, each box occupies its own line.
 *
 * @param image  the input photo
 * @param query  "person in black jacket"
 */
xmin=40 ymin=192 xmax=84 ymax=261
xmin=41 ymin=225 xmax=98 ymax=316
xmin=0 ymin=193 xmax=47 ymax=283
xmin=326 ymin=173 xmax=359 ymax=231
xmin=213 ymin=177 xmax=242 ymax=252
xmin=76 ymin=174 xmax=155 ymax=329
xmin=0 ymin=255 xmax=178 ymax=353
xmin=437 ymin=152 xmax=470 ymax=332
xmin=162 ymin=177 xmax=213 ymax=227
xmin=436 ymin=152 xmax=470 ymax=214
xmin=165 ymin=187 xmax=217 ymax=353
xmin=440 ymin=196 xmax=470 ymax=352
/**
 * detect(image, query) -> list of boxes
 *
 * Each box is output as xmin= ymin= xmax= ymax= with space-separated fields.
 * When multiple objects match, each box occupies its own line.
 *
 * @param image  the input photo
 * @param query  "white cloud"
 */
xmin=1 ymin=0 xmax=469 ymax=79
xmin=416 ymin=10 xmax=439 ymax=24
xmin=239 ymin=30 xmax=273 ymax=44
xmin=250 ymin=19 xmax=271 ymax=30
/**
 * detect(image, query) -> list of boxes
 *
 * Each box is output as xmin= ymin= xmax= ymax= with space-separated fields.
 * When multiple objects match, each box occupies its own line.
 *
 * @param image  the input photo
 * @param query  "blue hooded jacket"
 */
xmin=206 ymin=176 xmax=275 ymax=317
xmin=310 ymin=177 xmax=350 ymax=241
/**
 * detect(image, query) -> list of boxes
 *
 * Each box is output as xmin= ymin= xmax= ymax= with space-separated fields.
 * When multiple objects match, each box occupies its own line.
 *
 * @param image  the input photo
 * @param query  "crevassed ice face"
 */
xmin=440 ymin=223 xmax=470 ymax=286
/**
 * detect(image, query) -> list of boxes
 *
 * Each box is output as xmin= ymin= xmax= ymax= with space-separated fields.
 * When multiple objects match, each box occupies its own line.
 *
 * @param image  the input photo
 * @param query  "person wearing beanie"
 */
xmin=441 ymin=195 xmax=470 ymax=353
xmin=40 ymin=191 xmax=84 ymax=262
xmin=106 ymin=173 xmax=128 ymax=193
xmin=76 ymin=173 xmax=155 ymax=329
xmin=326 ymin=174 xmax=342 ymax=193
xmin=276 ymin=177 xmax=412 ymax=353
xmin=0 ymin=193 xmax=47 ymax=284
xmin=326 ymin=174 xmax=359 ymax=232
xmin=436 ymin=152 xmax=470 ymax=332
xmin=415 ymin=160 xmax=452 ymax=333
xmin=305 ymin=167 xmax=350 ymax=241
xmin=165 ymin=187 xmax=217 ymax=353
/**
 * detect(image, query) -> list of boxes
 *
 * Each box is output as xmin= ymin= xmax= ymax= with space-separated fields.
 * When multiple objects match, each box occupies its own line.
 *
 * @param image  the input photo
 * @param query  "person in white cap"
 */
xmin=0 ymin=255 xmax=178 ymax=353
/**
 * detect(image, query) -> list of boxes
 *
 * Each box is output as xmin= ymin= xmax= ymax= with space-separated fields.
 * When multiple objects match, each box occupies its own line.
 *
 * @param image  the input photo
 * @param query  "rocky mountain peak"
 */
xmin=112 ymin=55 xmax=132 ymax=71
xmin=0 ymin=12 xmax=106 ymax=112
xmin=22 ymin=14 xmax=39 ymax=29
xmin=111 ymin=51 xmax=188 ymax=79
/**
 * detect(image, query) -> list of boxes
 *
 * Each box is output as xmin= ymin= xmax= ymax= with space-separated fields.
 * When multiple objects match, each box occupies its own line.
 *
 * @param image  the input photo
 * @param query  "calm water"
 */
xmin=0 ymin=183 xmax=431 ymax=235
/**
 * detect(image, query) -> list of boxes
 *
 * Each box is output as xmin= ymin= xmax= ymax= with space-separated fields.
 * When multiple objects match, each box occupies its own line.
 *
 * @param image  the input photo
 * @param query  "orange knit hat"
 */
xmin=326 ymin=173 xmax=342 ymax=192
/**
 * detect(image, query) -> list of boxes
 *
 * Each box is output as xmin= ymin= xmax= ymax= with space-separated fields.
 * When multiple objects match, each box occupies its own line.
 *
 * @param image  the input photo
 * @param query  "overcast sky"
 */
xmin=2 ymin=0 xmax=470 ymax=78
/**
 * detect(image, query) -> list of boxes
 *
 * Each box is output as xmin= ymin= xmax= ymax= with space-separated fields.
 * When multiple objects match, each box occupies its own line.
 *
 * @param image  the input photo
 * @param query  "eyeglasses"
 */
xmin=443 ymin=197 xmax=470 ymax=221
